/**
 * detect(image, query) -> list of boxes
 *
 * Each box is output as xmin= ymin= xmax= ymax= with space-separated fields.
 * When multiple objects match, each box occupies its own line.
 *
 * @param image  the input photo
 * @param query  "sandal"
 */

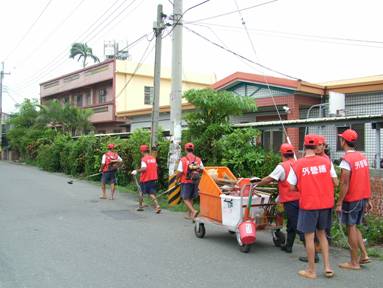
xmin=298 ymin=270 xmax=316 ymax=279
xmin=359 ymin=258 xmax=371 ymax=265
xmin=99 ymin=195 xmax=107 ymax=199
xmin=339 ymin=262 xmax=361 ymax=270
xmin=136 ymin=206 xmax=144 ymax=211
xmin=191 ymin=210 xmax=199 ymax=223
xmin=155 ymin=206 xmax=161 ymax=214
xmin=324 ymin=271 xmax=335 ymax=278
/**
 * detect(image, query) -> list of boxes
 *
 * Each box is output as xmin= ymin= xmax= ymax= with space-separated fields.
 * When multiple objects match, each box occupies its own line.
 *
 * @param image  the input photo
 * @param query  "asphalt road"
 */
xmin=0 ymin=161 xmax=381 ymax=288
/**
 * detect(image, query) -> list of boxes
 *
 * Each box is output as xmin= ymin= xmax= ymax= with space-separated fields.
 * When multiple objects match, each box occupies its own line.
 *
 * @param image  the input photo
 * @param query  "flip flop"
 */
xmin=191 ymin=210 xmax=199 ymax=223
xmin=359 ymin=258 xmax=372 ymax=265
xmin=298 ymin=270 xmax=317 ymax=279
xmin=324 ymin=271 xmax=335 ymax=278
xmin=339 ymin=262 xmax=361 ymax=270
xmin=136 ymin=206 xmax=144 ymax=211
xmin=155 ymin=206 xmax=161 ymax=214
xmin=99 ymin=195 xmax=107 ymax=199
xmin=184 ymin=215 xmax=192 ymax=220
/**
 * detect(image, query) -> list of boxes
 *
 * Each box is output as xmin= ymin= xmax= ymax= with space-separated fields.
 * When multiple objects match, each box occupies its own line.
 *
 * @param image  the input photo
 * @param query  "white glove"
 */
xmin=131 ymin=170 xmax=137 ymax=176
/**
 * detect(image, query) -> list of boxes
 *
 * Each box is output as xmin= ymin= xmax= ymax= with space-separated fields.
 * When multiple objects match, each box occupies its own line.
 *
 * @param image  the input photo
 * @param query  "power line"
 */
xmin=15 ymin=0 xmax=87 ymax=68
xmin=162 ymin=0 xmax=211 ymax=39
xmin=12 ymin=0 xmax=140 ymax=90
xmin=115 ymin=36 xmax=156 ymax=101
xmin=187 ymin=0 xmax=279 ymax=24
xmin=184 ymin=25 xmax=300 ymax=80
xmin=4 ymin=0 xmax=55 ymax=61
xmin=190 ymin=22 xmax=383 ymax=49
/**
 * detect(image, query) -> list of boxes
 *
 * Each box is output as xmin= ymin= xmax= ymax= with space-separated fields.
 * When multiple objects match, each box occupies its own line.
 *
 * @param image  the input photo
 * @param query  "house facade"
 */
xmin=213 ymin=72 xmax=383 ymax=166
xmin=40 ymin=59 xmax=214 ymax=134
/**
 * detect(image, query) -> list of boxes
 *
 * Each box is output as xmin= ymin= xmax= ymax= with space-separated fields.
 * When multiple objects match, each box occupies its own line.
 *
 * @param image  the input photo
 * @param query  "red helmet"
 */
xmin=317 ymin=135 xmax=326 ymax=145
xmin=280 ymin=143 xmax=295 ymax=154
xmin=107 ymin=143 xmax=115 ymax=149
xmin=185 ymin=142 xmax=194 ymax=150
xmin=304 ymin=134 xmax=319 ymax=146
xmin=338 ymin=129 xmax=358 ymax=142
xmin=140 ymin=144 xmax=149 ymax=153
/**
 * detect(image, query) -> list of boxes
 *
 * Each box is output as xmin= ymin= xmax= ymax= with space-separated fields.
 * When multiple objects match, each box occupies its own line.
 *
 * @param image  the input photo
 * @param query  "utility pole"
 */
xmin=150 ymin=4 xmax=165 ymax=151
xmin=168 ymin=0 xmax=183 ymax=175
xmin=0 ymin=62 xmax=10 ymax=159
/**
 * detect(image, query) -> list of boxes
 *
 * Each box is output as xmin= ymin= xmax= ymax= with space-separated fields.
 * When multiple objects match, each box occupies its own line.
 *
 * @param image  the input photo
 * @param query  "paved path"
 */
xmin=0 ymin=161 xmax=381 ymax=288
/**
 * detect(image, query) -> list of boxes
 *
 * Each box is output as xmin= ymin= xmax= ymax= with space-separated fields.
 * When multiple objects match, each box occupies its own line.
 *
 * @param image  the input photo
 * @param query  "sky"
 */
xmin=1 ymin=0 xmax=383 ymax=113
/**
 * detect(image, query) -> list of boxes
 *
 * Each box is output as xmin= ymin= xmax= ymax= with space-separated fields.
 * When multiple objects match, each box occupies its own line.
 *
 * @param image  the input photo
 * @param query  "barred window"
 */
xmin=144 ymin=86 xmax=154 ymax=105
xmin=98 ymin=88 xmax=107 ymax=104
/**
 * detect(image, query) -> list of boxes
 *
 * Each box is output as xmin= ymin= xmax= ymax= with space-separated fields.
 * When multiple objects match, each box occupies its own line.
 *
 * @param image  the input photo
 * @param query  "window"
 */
xmin=337 ymin=124 xmax=365 ymax=151
xmin=76 ymin=95 xmax=83 ymax=107
xmin=98 ymin=88 xmax=107 ymax=104
xmin=144 ymin=86 xmax=154 ymax=105
xmin=113 ymin=129 xmax=122 ymax=133
xmin=262 ymin=130 xmax=283 ymax=152
xmin=63 ymin=96 xmax=69 ymax=104
xmin=86 ymin=92 xmax=92 ymax=106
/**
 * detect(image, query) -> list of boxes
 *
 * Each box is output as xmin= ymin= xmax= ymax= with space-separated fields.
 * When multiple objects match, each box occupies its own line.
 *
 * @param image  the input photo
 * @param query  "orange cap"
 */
xmin=140 ymin=144 xmax=149 ymax=152
xmin=280 ymin=143 xmax=295 ymax=154
xmin=304 ymin=134 xmax=319 ymax=146
xmin=185 ymin=142 xmax=194 ymax=150
xmin=338 ymin=129 xmax=358 ymax=142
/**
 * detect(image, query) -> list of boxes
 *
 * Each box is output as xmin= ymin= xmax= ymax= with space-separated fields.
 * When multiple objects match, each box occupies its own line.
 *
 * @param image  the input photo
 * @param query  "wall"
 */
xmin=114 ymin=60 xmax=214 ymax=116
xmin=370 ymin=169 xmax=383 ymax=217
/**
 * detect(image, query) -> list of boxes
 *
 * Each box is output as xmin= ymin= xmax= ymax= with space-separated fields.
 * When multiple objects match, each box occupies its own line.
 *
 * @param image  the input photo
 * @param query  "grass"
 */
xmin=367 ymin=246 xmax=383 ymax=260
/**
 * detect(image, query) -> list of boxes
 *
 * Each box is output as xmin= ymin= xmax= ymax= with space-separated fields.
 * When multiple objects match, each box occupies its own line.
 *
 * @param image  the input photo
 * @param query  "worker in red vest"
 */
xmin=131 ymin=145 xmax=161 ymax=213
xmin=255 ymin=143 xmax=303 ymax=253
xmin=99 ymin=143 xmax=122 ymax=200
xmin=288 ymin=134 xmax=338 ymax=279
xmin=336 ymin=129 xmax=372 ymax=270
xmin=177 ymin=143 xmax=203 ymax=220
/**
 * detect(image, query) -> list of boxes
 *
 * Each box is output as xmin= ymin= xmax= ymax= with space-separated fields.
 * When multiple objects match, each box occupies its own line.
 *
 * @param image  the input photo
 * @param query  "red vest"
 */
xmin=140 ymin=155 xmax=158 ymax=183
xmin=342 ymin=151 xmax=371 ymax=202
xmin=180 ymin=154 xmax=202 ymax=184
xmin=102 ymin=151 xmax=119 ymax=172
xmin=278 ymin=159 xmax=300 ymax=203
xmin=293 ymin=155 xmax=334 ymax=210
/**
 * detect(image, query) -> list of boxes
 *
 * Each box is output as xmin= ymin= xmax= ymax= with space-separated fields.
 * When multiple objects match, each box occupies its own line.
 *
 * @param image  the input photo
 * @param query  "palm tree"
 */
xmin=69 ymin=43 xmax=100 ymax=68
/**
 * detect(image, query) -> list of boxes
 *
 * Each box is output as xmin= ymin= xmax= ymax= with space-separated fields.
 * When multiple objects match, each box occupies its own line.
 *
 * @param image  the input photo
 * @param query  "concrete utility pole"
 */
xmin=150 ymin=4 xmax=165 ymax=150
xmin=168 ymin=0 xmax=183 ymax=175
xmin=0 ymin=62 xmax=10 ymax=159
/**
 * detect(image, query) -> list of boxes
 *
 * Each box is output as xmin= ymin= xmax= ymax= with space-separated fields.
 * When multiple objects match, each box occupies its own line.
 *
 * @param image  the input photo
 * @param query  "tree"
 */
xmin=69 ymin=43 xmax=100 ymax=68
xmin=183 ymin=89 xmax=257 ymax=164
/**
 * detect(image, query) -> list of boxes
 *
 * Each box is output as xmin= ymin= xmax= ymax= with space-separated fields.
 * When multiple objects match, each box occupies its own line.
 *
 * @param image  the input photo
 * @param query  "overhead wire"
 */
xmin=189 ymin=22 xmax=383 ymax=49
xmin=12 ymin=0 xmax=140 ymax=90
xmin=115 ymin=35 xmax=156 ymax=101
xmin=184 ymin=26 xmax=300 ymax=80
xmin=232 ymin=0 xmax=292 ymax=146
xmin=4 ymin=0 xmax=55 ymax=61
xmin=162 ymin=0 xmax=211 ymax=39
xmin=15 ymin=0 xmax=87 ymax=67
xmin=187 ymin=0 xmax=279 ymax=24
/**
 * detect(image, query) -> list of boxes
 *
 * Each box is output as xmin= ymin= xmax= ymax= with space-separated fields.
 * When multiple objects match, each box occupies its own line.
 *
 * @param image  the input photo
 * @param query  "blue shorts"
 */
xmin=297 ymin=208 xmax=332 ymax=234
xmin=140 ymin=180 xmax=157 ymax=195
xmin=341 ymin=200 xmax=366 ymax=225
xmin=181 ymin=183 xmax=199 ymax=200
xmin=101 ymin=171 xmax=116 ymax=184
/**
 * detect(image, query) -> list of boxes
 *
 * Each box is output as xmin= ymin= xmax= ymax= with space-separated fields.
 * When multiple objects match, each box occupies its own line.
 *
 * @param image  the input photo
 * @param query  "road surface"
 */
xmin=0 ymin=161 xmax=381 ymax=288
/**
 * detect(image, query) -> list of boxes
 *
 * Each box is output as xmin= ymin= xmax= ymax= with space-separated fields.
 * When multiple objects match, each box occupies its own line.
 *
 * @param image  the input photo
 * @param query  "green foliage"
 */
xmin=183 ymin=89 xmax=257 ymax=164
xmin=359 ymin=216 xmax=383 ymax=245
xmin=217 ymin=128 xmax=280 ymax=178
xmin=69 ymin=42 xmax=100 ymax=68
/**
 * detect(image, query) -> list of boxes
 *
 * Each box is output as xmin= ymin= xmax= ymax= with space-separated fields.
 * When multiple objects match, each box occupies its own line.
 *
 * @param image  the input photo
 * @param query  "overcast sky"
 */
xmin=1 ymin=0 xmax=383 ymax=113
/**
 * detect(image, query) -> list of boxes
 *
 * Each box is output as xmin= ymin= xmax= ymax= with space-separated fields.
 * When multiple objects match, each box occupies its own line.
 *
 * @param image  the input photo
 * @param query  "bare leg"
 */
xmin=183 ymin=199 xmax=197 ymax=218
xmin=149 ymin=194 xmax=160 ymax=209
xmin=100 ymin=183 xmax=107 ymax=198
xmin=305 ymin=232 xmax=316 ymax=274
xmin=357 ymin=229 xmax=368 ymax=260
xmin=110 ymin=183 xmax=115 ymax=199
xmin=339 ymin=225 xmax=361 ymax=269
xmin=316 ymin=229 xmax=333 ymax=274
